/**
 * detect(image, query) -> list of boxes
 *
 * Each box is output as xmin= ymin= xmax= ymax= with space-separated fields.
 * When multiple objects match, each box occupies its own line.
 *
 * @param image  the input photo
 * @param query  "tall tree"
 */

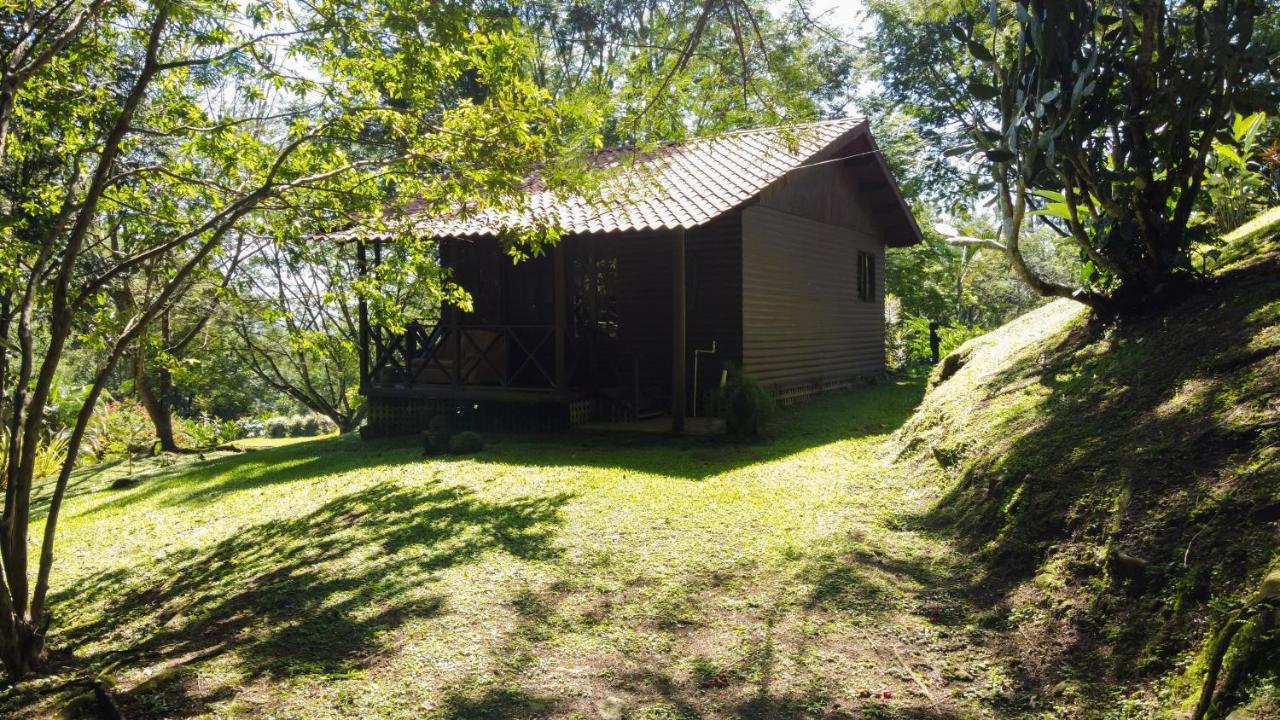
xmin=520 ymin=0 xmax=857 ymax=144
xmin=0 ymin=0 xmax=592 ymax=680
xmin=117 ymin=235 xmax=248 ymax=451
xmin=864 ymin=0 xmax=1275 ymax=315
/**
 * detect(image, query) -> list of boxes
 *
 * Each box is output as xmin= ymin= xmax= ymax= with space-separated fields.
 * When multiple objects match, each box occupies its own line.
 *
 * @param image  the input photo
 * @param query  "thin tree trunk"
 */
xmin=0 ymin=291 xmax=11 ymax=443
xmin=134 ymin=349 xmax=178 ymax=453
xmin=134 ymin=310 xmax=179 ymax=453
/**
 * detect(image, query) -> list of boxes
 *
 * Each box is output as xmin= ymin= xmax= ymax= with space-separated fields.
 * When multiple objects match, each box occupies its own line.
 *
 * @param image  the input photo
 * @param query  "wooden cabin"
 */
xmin=358 ymin=117 xmax=923 ymax=435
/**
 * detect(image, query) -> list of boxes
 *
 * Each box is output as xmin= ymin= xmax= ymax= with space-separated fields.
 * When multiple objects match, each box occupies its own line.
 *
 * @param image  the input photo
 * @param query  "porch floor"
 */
xmin=575 ymin=415 xmax=726 ymax=436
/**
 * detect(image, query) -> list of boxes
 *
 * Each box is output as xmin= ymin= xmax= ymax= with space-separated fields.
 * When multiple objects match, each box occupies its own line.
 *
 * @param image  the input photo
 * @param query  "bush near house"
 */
xmin=719 ymin=365 xmax=775 ymax=438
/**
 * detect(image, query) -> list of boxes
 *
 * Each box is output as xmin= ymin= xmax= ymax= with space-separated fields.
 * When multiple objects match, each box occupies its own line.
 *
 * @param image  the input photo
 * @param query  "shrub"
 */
xmin=261 ymin=414 xmax=337 ymax=438
xmin=449 ymin=431 xmax=485 ymax=455
xmin=265 ymin=416 xmax=291 ymax=438
xmin=32 ymin=432 xmax=70 ymax=480
xmin=299 ymin=412 xmax=330 ymax=435
xmin=177 ymin=414 xmax=242 ymax=448
xmin=423 ymin=415 xmax=451 ymax=455
xmin=887 ymin=309 xmax=987 ymax=370
xmin=236 ymin=416 xmax=265 ymax=438
xmin=179 ymin=418 xmax=212 ymax=448
xmin=220 ymin=419 xmax=245 ymax=442
xmin=84 ymin=401 xmax=156 ymax=460
xmin=719 ymin=366 xmax=774 ymax=439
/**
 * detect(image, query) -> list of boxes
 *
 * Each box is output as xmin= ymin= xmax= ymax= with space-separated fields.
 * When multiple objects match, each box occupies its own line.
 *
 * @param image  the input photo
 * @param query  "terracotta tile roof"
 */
xmin=409 ymin=116 xmax=872 ymax=238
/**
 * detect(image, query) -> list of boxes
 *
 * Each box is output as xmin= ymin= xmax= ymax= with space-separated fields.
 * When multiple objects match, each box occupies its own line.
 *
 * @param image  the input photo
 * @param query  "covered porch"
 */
xmin=358 ymin=224 xmax=728 ymax=434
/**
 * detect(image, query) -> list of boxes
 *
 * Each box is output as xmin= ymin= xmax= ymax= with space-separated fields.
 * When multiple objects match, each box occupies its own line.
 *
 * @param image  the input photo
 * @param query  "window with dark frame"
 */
xmin=856 ymin=251 xmax=875 ymax=302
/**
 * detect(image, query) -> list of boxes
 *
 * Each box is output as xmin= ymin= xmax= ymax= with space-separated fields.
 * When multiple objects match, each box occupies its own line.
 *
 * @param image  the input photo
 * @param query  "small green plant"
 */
xmin=83 ymin=401 xmax=157 ymax=461
xmin=719 ymin=365 xmax=774 ymax=438
xmin=32 ymin=432 xmax=70 ymax=480
xmin=686 ymin=655 xmax=729 ymax=687
xmin=888 ymin=311 xmax=986 ymax=369
xmin=1202 ymin=112 xmax=1278 ymax=234
xmin=448 ymin=431 xmax=485 ymax=455
xmin=179 ymin=414 xmax=245 ymax=448
xmin=423 ymin=415 xmax=452 ymax=455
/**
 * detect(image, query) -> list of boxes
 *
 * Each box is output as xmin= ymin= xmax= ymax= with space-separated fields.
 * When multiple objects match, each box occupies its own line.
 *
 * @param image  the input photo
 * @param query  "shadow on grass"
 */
xmin=465 ymin=525 xmax=979 ymax=719
xmin=20 ymin=371 xmax=965 ymax=718
xmin=29 ymin=458 xmax=129 ymax=521
xmin=66 ymin=372 xmax=929 ymax=519
xmin=913 ymin=251 xmax=1280 ymax=688
xmin=73 ymin=434 xmax=421 ymax=514
xmin=53 ymin=480 xmax=571 ymax=718
xmin=502 ymin=373 xmax=930 ymax=481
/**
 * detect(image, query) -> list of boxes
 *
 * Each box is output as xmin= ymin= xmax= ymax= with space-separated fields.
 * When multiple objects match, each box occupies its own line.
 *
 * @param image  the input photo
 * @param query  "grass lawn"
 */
xmin=14 ymin=376 xmax=1005 ymax=720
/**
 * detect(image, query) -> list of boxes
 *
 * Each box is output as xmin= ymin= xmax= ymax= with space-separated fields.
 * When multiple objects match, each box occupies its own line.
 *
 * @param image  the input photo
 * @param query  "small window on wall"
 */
xmin=857 ymin=251 xmax=875 ymax=302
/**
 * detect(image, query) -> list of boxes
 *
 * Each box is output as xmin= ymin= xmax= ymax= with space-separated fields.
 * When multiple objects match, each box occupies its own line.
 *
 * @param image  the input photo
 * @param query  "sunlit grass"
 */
xmin=1223 ymin=205 xmax=1280 ymax=245
xmin=13 ymin=375 xmax=1001 ymax=719
xmin=1218 ymin=205 xmax=1280 ymax=267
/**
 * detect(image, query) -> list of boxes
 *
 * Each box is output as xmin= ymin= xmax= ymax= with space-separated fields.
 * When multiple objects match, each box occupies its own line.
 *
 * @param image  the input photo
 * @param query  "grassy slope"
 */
xmin=893 ymin=232 xmax=1280 ymax=717
xmin=11 ymin=377 xmax=1016 ymax=720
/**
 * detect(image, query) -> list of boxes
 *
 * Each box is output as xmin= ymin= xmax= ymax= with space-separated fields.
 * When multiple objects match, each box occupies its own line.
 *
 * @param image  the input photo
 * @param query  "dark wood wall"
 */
xmin=740 ymin=204 xmax=886 ymax=397
xmin=612 ymin=230 xmax=673 ymax=405
xmin=755 ymin=161 xmax=877 ymax=236
xmin=754 ymin=132 xmax=917 ymax=248
xmin=435 ymin=184 xmax=893 ymax=410
xmin=684 ymin=213 xmax=743 ymax=411
xmin=558 ymin=218 xmax=743 ymax=414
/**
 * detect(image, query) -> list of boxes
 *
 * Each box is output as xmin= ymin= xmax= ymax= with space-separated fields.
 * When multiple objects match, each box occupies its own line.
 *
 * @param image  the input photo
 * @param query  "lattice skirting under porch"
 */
xmin=363 ymin=395 xmax=575 ymax=437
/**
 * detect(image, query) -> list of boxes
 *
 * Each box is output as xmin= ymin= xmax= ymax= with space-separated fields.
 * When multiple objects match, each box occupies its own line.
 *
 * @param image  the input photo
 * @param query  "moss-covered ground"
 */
xmin=895 ymin=231 xmax=1279 ymax=718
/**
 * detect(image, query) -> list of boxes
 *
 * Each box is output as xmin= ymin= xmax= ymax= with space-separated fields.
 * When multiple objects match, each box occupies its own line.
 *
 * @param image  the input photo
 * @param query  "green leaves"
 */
xmin=1028 ymin=202 xmax=1070 ymax=220
xmin=1212 ymin=143 xmax=1243 ymax=167
xmin=969 ymin=78 xmax=1000 ymax=100
xmin=966 ymin=39 xmax=994 ymax=64
xmin=1232 ymin=112 xmax=1265 ymax=144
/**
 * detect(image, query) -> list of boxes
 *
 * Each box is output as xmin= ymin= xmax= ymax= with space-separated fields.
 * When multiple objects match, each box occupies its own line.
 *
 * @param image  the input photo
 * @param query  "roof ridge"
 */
xmin=701 ymin=115 xmax=864 ymax=141
xmin=592 ymin=116 xmax=865 ymax=158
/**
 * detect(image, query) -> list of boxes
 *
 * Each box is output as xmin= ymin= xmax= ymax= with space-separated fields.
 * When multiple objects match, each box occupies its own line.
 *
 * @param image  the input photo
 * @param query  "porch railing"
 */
xmin=365 ymin=321 xmax=559 ymax=390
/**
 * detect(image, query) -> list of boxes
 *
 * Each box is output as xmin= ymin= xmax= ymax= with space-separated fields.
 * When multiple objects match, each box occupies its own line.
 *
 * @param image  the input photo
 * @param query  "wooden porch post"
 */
xmin=671 ymin=227 xmax=686 ymax=434
xmin=356 ymin=239 xmax=370 ymax=393
xmin=554 ymin=242 xmax=567 ymax=391
xmin=450 ymin=242 xmax=461 ymax=387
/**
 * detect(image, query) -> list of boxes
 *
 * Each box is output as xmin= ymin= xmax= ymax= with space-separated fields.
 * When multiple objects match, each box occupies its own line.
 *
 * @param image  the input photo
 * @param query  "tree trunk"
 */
xmin=0 ymin=614 xmax=45 ymax=682
xmin=0 ymin=292 xmax=11 ymax=443
xmin=135 ymin=356 xmax=179 ymax=453
xmin=1095 ymin=249 xmax=1198 ymax=321
xmin=134 ymin=313 xmax=179 ymax=453
xmin=334 ymin=410 xmax=364 ymax=435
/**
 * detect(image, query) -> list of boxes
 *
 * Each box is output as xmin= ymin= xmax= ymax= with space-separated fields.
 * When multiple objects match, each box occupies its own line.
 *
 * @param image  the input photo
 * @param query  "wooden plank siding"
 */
xmin=684 ymin=213 xmax=743 ymax=411
xmin=613 ymin=231 xmax=675 ymax=407
xmin=740 ymin=205 xmax=885 ymax=398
